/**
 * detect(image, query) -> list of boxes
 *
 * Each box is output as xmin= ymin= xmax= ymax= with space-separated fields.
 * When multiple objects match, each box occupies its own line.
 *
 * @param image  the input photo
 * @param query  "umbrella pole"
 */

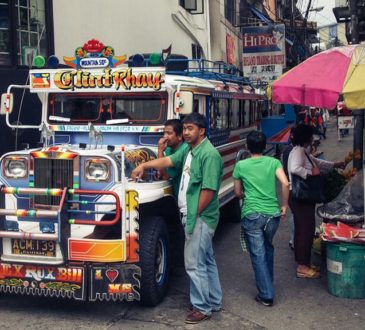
xmin=353 ymin=110 xmax=364 ymax=170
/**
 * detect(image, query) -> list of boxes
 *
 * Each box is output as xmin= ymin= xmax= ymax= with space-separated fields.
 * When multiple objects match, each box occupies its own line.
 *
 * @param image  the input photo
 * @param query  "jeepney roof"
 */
xmin=164 ymin=74 xmax=215 ymax=90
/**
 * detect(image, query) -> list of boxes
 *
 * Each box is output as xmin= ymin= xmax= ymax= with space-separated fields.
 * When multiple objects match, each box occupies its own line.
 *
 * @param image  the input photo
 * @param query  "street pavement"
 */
xmin=0 ymin=117 xmax=364 ymax=329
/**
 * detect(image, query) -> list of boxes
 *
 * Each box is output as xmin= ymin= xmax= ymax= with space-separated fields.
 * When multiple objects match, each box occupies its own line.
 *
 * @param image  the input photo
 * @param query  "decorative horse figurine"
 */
xmin=88 ymin=122 xmax=103 ymax=149
xmin=39 ymin=122 xmax=55 ymax=147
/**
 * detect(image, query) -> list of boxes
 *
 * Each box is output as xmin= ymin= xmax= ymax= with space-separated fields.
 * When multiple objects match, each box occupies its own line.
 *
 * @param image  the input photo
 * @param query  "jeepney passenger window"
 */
xmin=250 ymin=101 xmax=257 ymax=125
xmin=215 ymin=98 xmax=229 ymax=130
xmin=193 ymin=99 xmax=199 ymax=113
xmin=230 ymin=99 xmax=239 ymax=129
xmin=244 ymin=100 xmax=250 ymax=127
xmin=239 ymin=100 xmax=245 ymax=127
xmin=210 ymin=98 xmax=218 ymax=129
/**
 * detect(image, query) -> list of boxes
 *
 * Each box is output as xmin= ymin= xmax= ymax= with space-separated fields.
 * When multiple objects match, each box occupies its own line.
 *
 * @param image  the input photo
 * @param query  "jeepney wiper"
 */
xmin=49 ymin=115 xmax=71 ymax=123
xmin=106 ymin=118 xmax=130 ymax=125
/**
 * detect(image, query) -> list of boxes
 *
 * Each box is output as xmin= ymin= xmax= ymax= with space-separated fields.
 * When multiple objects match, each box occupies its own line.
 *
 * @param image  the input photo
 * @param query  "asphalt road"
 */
xmin=0 ymin=119 xmax=364 ymax=329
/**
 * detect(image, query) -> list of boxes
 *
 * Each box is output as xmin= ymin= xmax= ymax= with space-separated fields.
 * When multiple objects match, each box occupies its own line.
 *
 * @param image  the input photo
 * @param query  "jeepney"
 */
xmin=0 ymin=39 xmax=262 ymax=305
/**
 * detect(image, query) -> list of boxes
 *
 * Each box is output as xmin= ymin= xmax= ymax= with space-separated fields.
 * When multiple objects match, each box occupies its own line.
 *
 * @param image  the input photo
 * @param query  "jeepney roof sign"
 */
xmin=63 ymin=39 xmax=127 ymax=69
xmin=29 ymin=68 xmax=166 ymax=93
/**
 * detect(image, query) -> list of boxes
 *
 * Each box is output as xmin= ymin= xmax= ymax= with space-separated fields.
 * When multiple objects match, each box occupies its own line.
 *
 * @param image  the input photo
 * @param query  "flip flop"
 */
xmin=296 ymin=268 xmax=321 ymax=279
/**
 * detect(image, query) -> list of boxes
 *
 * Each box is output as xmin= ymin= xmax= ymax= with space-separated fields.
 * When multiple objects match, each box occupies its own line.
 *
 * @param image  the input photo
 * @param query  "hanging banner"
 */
xmin=226 ymin=34 xmax=236 ymax=65
xmin=242 ymin=24 xmax=286 ymax=87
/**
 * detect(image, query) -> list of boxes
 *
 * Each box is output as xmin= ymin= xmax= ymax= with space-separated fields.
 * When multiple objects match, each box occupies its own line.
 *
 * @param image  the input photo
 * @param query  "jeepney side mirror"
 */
xmin=0 ymin=93 xmax=13 ymax=115
xmin=236 ymin=149 xmax=250 ymax=162
xmin=175 ymin=91 xmax=193 ymax=115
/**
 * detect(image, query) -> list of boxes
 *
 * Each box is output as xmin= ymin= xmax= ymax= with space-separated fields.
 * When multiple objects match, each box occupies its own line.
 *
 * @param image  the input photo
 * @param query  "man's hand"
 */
xmin=131 ymin=164 xmax=145 ymax=181
xmin=311 ymin=167 xmax=320 ymax=176
xmin=280 ymin=206 xmax=287 ymax=219
xmin=158 ymin=137 xmax=168 ymax=154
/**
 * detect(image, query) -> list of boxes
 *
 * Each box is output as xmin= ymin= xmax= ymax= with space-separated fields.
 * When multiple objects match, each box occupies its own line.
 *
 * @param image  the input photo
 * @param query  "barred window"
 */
xmin=0 ymin=0 xmax=52 ymax=67
xmin=225 ymin=0 xmax=235 ymax=24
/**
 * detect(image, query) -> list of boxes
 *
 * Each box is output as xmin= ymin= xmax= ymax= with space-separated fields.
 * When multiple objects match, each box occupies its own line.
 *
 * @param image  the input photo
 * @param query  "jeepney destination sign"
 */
xmin=30 ymin=68 xmax=165 ymax=92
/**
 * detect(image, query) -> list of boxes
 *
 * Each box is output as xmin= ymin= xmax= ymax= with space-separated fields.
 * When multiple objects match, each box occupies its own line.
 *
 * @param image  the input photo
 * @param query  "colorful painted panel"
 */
xmin=89 ymin=264 xmax=140 ymax=302
xmin=68 ymin=239 xmax=125 ymax=262
xmin=0 ymin=263 xmax=86 ymax=300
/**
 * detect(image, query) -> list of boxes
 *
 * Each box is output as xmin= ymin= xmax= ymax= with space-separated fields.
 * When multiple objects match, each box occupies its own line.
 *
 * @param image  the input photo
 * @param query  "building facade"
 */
xmin=0 ymin=0 xmax=244 ymax=156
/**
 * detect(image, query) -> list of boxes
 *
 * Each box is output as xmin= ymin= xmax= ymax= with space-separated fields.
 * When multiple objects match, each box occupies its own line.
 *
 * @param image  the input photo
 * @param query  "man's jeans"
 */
xmin=182 ymin=216 xmax=222 ymax=316
xmin=242 ymin=213 xmax=280 ymax=300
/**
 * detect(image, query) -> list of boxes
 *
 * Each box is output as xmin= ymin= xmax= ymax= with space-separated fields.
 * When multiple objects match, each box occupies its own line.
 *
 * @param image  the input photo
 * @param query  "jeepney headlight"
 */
xmin=85 ymin=159 xmax=110 ymax=181
xmin=4 ymin=157 xmax=28 ymax=179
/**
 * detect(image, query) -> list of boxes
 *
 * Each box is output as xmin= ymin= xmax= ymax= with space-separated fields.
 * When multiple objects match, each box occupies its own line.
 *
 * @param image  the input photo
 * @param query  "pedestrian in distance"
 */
xmin=132 ymin=113 xmax=223 ymax=324
xmin=321 ymin=108 xmax=330 ymax=138
xmin=287 ymin=124 xmax=345 ymax=279
xmin=233 ymin=131 xmax=289 ymax=307
xmin=157 ymin=119 xmax=188 ymax=196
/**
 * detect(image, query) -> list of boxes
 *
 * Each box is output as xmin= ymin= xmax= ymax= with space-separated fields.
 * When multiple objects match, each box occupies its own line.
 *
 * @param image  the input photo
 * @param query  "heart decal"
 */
xmin=105 ymin=268 xmax=119 ymax=283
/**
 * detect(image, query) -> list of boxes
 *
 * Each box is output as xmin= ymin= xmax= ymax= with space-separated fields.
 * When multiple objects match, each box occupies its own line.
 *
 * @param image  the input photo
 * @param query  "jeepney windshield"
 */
xmin=47 ymin=93 xmax=167 ymax=125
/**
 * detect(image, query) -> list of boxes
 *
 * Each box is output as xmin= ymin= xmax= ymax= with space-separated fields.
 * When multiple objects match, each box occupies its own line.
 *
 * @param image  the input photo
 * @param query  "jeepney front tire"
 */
xmin=138 ymin=216 xmax=170 ymax=306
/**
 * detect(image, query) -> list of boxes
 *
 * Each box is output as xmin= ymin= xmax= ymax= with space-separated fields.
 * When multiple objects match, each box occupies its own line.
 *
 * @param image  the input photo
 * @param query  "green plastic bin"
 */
xmin=326 ymin=242 xmax=365 ymax=299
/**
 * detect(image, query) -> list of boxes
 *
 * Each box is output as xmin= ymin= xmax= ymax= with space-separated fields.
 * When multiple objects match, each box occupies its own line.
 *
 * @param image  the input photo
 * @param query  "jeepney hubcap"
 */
xmin=155 ymin=238 xmax=166 ymax=285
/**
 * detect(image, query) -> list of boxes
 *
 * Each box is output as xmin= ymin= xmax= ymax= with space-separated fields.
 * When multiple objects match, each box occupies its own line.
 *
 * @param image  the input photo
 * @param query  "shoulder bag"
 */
xmin=291 ymin=152 xmax=326 ymax=203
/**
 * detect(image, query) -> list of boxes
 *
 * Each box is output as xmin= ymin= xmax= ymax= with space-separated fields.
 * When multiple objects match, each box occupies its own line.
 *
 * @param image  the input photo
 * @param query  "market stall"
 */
xmin=269 ymin=44 xmax=365 ymax=298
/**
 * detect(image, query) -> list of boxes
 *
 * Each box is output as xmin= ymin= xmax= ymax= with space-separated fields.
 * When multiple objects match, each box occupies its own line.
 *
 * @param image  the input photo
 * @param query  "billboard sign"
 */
xmin=242 ymin=24 xmax=286 ymax=87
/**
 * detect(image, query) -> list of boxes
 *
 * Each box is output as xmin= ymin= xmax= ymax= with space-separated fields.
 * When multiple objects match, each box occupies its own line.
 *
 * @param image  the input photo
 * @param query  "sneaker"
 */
xmin=185 ymin=310 xmax=210 ymax=324
xmin=255 ymin=295 xmax=273 ymax=307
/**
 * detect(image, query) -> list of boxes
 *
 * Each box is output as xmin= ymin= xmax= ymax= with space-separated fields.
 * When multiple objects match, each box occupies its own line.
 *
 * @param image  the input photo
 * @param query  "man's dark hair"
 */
xmin=247 ymin=131 xmax=266 ymax=154
xmin=164 ymin=119 xmax=183 ymax=136
xmin=182 ymin=113 xmax=207 ymax=130
xmin=292 ymin=124 xmax=314 ymax=147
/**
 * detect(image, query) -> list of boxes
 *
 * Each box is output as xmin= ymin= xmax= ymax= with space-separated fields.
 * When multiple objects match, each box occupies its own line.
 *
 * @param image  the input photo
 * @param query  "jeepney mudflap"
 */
xmin=89 ymin=264 xmax=140 ymax=302
xmin=0 ymin=262 xmax=86 ymax=300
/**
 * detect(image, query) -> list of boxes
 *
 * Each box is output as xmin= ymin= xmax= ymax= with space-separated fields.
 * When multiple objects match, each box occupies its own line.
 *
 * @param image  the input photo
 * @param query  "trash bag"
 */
xmin=317 ymin=170 xmax=364 ymax=223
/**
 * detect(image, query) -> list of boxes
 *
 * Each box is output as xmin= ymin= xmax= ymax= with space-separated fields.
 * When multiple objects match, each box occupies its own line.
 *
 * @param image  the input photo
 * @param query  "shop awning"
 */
xmin=250 ymin=6 xmax=271 ymax=24
xmin=267 ymin=127 xmax=291 ymax=144
xmin=249 ymin=6 xmax=294 ymax=46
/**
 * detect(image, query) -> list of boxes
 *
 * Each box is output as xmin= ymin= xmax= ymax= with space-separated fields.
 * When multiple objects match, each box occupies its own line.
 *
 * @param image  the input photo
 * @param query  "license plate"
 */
xmin=11 ymin=239 xmax=56 ymax=257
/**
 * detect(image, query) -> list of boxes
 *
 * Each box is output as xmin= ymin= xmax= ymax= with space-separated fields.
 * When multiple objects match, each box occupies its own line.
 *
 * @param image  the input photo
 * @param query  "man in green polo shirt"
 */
xmin=157 ymin=119 xmax=188 ymax=196
xmin=132 ymin=113 xmax=223 ymax=324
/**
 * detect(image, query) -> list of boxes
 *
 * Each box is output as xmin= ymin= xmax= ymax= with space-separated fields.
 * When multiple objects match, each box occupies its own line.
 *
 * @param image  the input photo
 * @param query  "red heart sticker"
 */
xmin=105 ymin=269 xmax=119 ymax=283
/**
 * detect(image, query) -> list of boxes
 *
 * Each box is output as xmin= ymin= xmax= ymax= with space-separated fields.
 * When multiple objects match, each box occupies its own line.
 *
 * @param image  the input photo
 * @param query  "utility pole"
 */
xmin=349 ymin=0 xmax=364 ymax=170
xmin=303 ymin=0 xmax=312 ymax=59
xmin=290 ymin=0 xmax=296 ymax=66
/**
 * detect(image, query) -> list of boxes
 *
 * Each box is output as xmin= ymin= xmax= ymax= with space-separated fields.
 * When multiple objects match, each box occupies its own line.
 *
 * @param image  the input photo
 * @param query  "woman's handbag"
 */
xmin=291 ymin=152 xmax=326 ymax=203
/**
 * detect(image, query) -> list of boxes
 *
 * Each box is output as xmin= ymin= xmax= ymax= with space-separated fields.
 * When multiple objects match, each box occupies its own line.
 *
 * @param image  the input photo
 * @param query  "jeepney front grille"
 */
xmin=33 ymin=158 xmax=74 ymax=205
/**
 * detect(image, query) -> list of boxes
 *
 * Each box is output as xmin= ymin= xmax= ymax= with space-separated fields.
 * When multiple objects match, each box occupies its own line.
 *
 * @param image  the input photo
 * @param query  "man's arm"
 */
xmin=131 ymin=157 xmax=173 ymax=181
xmin=157 ymin=138 xmax=169 ymax=180
xmin=197 ymin=189 xmax=215 ymax=217
xmin=275 ymin=167 xmax=289 ymax=218
xmin=234 ymin=179 xmax=244 ymax=199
